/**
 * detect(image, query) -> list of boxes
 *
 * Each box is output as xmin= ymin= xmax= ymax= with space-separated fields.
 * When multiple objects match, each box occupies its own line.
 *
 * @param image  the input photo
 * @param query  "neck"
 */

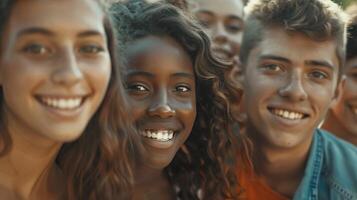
xmin=133 ymin=164 xmax=174 ymax=200
xmin=0 ymin=124 xmax=63 ymax=199
xmin=323 ymin=112 xmax=357 ymax=146
xmin=250 ymin=129 xmax=313 ymax=198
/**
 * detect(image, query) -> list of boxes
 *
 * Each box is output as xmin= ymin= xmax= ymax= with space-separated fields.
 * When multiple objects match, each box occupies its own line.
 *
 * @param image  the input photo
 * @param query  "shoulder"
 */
xmin=316 ymin=129 xmax=357 ymax=198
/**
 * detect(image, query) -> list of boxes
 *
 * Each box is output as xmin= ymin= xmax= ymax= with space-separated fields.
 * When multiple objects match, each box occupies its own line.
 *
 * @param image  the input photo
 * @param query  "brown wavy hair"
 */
xmin=110 ymin=1 xmax=243 ymax=199
xmin=0 ymin=1 xmax=141 ymax=199
xmin=240 ymin=0 xmax=348 ymax=78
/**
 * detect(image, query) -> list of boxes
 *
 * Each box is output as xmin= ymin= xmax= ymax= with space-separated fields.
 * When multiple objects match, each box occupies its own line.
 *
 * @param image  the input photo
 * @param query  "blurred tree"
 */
xmin=333 ymin=0 xmax=357 ymax=8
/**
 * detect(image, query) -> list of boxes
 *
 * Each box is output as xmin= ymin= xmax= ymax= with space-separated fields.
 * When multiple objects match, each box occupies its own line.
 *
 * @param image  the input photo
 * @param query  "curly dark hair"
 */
xmin=0 ymin=1 xmax=141 ymax=199
xmin=110 ymin=0 xmax=243 ymax=199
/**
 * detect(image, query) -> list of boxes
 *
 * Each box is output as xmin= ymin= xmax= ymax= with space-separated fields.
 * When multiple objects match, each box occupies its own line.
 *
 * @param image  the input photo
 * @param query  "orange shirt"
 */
xmin=237 ymin=165 xmax=289 ymax=200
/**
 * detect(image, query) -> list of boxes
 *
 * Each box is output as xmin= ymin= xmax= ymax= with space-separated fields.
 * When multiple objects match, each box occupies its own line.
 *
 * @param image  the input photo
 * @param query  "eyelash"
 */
xmin=22 ymin=43 xmax=51 ymax=55
xmin=261 ymin=63 xmax=284 ymax=72
xmin=78 ymin=44 xmax=105 ymax=54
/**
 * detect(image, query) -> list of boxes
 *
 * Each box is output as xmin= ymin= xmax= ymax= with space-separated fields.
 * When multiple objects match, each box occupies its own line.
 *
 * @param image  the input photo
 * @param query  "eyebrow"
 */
xmin=197 ymin=10 xmax=214 ymax=16
xmin=259 ymin=54 xmax=292 ymax=64
xmin=305 ymin=60 xmax=335 ymax=71
xmin=77 ymin=30 xmax=104 ymax=38
xmin=227 ymin=15 xmax=243 ymax=21
xmin=16 ymin=27 xmax=54 ymax=38
xmin=16 ymin=27 xmax=104 ymax=39
xmin=260 ymin=54 xmax=335 ymax=70
xmin=126 ymin=71 xmax=155 ymax=78
xmin=171 ymin=72 xmax=195 ymax=79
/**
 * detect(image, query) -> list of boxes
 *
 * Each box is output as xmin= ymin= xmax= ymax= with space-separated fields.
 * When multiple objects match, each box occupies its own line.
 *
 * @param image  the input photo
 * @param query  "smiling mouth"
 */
xmin=268 ymin=107 xmax=309 ymax=120
xmin=140 ymin=129 xmax=175 ymax=142
xmin=36 ymin=96 xmax=87 ymax=110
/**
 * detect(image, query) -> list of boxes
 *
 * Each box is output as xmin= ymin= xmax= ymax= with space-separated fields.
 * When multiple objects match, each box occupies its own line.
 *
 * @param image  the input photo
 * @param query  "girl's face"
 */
xmin=125 ymin=36 xmax=196 ymax=169
xmin=0 ymin=0 xmax=111 ymax=142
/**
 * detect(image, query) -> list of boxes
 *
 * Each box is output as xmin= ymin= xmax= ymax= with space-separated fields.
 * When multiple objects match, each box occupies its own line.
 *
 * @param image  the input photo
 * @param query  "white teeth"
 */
xmin=40 ymin=97 xmax=83 ymax=110
xmin=140 ymin=130 xmax=174 ymax=141
xmin=271 ymin=108 xmax=304 ymax=120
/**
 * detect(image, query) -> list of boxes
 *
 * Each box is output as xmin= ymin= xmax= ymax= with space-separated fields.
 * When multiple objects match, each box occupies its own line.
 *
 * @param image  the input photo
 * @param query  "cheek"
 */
xmin=82 ymin=58 xmax=111 ymax=96
xmin=177 ymin=100 xmax=197 ymax=129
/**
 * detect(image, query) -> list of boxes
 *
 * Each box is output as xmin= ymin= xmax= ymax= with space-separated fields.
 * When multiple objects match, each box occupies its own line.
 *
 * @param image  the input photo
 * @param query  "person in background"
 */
xmin=322 ymin=3 xmax=357 ymax=146
xmin=111 ymin=0 xmax=243 ymax=199
xmin=0 ymin=0 xmax=140 ymax=199
xmin=237 ymin=0 xmax=357 ymax=199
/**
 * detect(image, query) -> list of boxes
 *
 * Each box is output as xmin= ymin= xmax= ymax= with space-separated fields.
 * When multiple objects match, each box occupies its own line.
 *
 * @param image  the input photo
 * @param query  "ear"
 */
xmin=331 ymin=75 xmax=345 ymax=108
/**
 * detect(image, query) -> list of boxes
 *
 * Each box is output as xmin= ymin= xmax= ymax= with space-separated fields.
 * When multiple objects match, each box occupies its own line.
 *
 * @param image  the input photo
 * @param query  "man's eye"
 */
xmin=79 ymin=45 xmax=104 ymax=54
xmin=22 ymin=44 xmax=49 ymax=55
xmin=262 ymin=64 xmax=283 ymax=72
xmin=309 ymin=71 xmax=328 ymax=80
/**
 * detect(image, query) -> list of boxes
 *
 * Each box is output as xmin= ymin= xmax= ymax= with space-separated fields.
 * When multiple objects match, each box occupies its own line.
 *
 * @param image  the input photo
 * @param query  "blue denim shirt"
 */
xmin=293 ymin=129 xmax=357 ymax=200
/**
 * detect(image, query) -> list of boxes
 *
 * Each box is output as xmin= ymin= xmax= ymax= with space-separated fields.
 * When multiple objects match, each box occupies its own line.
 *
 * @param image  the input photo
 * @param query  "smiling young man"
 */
xmin=237 ymin=0 xmax=357 ymax=199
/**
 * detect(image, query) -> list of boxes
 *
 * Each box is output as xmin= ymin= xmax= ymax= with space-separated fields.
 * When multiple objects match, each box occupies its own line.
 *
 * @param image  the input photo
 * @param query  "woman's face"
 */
xmin=124 ymin=36 xmax=196 ymax=169
xmin=194 ymin=0 xmax=244 ymax=59
xmin=0 ymin=0 xmax=111 ymax=143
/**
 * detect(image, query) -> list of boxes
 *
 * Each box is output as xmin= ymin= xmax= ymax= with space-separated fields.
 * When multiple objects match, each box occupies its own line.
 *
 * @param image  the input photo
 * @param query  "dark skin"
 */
xmin=124 ymin=35 xmax=196 ymax=200
xmin=243 ymin=27 xmax=340 ymax=197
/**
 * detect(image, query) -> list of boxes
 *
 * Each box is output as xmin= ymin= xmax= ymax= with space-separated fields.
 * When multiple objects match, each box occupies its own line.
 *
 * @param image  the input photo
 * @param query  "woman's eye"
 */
xmin=126 ymin=84 xmax=149 ymax=92
xmin=22 ymin=43 xmax=49 ymax=55
xmin=309 ymin=71 xmax=328 ymax=80
xmin=176 ymin=85 xmax=191 ymax=93
xmin=226 ymin=24 xmax=242 ymax=33
xmin=79 ymin=44 xmax=104 ymax=54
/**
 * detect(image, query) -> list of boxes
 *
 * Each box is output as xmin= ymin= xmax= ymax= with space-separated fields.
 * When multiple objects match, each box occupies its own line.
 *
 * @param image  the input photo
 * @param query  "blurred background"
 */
xmin=333 ymin=0 xmax=356 ymax=8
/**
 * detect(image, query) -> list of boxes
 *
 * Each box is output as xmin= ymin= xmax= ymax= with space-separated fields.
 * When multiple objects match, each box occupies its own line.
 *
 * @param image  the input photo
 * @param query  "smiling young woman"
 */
xmin=111 ymin=0 xmax=243 ymax=199
xmin=0 ymin=0 xmax=140 ymax=199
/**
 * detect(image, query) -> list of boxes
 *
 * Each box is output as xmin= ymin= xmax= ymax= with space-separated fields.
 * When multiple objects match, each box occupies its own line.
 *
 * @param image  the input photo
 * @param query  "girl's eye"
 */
xmin=79 ymin=44 xmax=104 ymax=54
xmin=309 ymin=71 xmax=328 ymax=80
xmin=175 ymin=85 xmax=191 ymax=93
xmin=226 ymin=24 xmax=242 ymax=33
xmin=22 ymin=43 xmax=50 ymax=55
xmin=126 ymin=84 xmax=149 ymax=92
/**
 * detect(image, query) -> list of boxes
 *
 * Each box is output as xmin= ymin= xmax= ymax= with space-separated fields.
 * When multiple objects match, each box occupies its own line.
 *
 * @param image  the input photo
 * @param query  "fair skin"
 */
xmin=194 ymin=0 xmax=244 ymax=60
xmin=0 ymin=0 xmax=111 ymax=199
xmin=125 ymin=35 xmax=196 ymax=200
xmin=323 ymin=56 xmax=357 ymax=145
xmin=243 ymin=27 xmax=340 ymax=197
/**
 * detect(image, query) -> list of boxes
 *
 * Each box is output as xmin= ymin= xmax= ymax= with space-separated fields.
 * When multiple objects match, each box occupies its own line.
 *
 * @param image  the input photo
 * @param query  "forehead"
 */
xmin=256 ymin=27 xmax=339 ymax=68
xmin=8 ymin=0 xmax=104 ymax=34
xmin=195 ymin=0 xmax=244 ymax=18
xmin=126 ymin=36 xmax=193 ymax=72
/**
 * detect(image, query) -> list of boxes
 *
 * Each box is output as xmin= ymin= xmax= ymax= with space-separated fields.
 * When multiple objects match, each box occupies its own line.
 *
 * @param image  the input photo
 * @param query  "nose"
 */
xmin=278 ymin=72 xmax=308 ymax=102
xmin=212 ymin=22 xmax=228 ymax=45
xmin=148 ymin=89 xmax=176 ymax=118
xmin=51 ymin=49 xmax=83 ymax=87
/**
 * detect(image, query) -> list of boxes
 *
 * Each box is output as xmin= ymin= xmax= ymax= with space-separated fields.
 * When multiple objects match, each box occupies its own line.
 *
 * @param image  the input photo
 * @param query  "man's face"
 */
xmin=243 ymin=27 xmax=339 ymax=148
xmin=330 ymin=56 xmax=357 ymax=136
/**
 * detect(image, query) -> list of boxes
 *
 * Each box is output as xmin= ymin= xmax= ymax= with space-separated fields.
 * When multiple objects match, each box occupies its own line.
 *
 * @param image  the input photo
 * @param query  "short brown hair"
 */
xmin=240 ymin=0 xmax=348 ymax=75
